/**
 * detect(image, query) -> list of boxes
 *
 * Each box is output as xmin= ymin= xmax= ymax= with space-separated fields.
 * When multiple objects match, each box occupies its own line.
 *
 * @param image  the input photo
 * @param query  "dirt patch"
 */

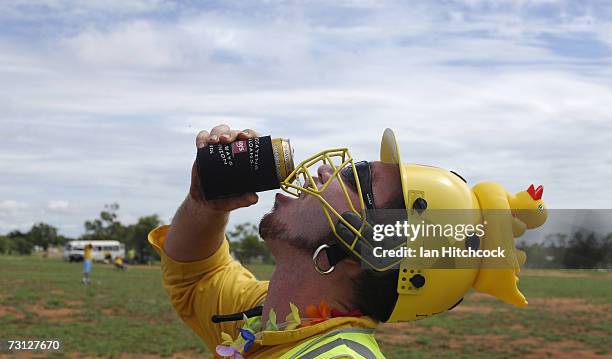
xmin=0 ymin=278 xmax=26 ymax=285
xmin=521 ymin=270 xmax=612 ymax=280
xmin=522 ymin=270 xmax=592 ymax=278
xmin=7 ymin=353 xmax=136 ymax=359
xmin=449 ymin=335 xmax=608 ymax=358
xmin=25 ymin=302 xmax=79 ymax=323
xmin=40 ymin=351 xmax=206 ymax=359
xmin=508 ymin=323 xmax=528 ymax=332
xmin=462 ymin=293 xmax=612 ymax=317
xmin=116 ymin=349 xmax=205 ymax=358
xmin=448 ymin=334 xmax=505 ymax=350
xmin=522 ymin=339 xmax=608 ymax=359
xmin=510 ymin=336 xmax=542 ymax=347
xmin=0 ymin=303 xmax=25 ymax=319
xmin=528 ymin=298 xmax=612 ymax=317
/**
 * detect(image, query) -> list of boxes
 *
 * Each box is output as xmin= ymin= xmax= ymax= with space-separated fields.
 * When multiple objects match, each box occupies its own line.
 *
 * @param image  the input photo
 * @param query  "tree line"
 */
xmin=518 ymin=230 xmax=612 ymax=269
xmin=227 ymin=222 xmax=273 ymax=265
xmin=0 ymin=203 xmax=274 ymax=265
xmin=0 ymin=203 xmax=163 ymax=262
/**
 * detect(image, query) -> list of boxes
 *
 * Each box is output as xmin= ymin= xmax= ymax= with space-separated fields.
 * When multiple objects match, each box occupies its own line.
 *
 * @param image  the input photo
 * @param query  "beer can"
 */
xmin=197 ymin=136 xmax=295 ymax=199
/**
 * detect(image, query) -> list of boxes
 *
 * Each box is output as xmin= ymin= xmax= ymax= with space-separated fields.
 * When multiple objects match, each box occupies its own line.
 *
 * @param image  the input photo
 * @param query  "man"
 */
xmin=114 ymin=256 xmax=126 ymax=270
xmin=82 ymin=244 xmax=93 ymax=285
xmin=149 ymin=124 xmax=544 ymax=358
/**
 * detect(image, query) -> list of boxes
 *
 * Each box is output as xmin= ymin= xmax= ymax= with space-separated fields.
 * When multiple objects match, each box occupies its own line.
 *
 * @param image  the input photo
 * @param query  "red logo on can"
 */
xmin=232 ymin=140 xmax=247 ymax=155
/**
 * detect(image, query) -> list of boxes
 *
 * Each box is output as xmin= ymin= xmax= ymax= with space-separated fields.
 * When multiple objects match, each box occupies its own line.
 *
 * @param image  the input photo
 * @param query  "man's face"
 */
xmin=260 ymin=160 xmax=402 ymax=253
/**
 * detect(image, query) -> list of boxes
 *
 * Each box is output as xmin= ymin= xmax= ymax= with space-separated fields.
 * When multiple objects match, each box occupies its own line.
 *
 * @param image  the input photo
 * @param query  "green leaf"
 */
xmin=221 ymin=332 xmax=234 ymax=345
xmin=246 ymin=315 xmax=262 ymax=332
xmin=265 ymin=308 xmax=278 ymax=331
xmin=284 ymin=302 xmax=301 ymax=330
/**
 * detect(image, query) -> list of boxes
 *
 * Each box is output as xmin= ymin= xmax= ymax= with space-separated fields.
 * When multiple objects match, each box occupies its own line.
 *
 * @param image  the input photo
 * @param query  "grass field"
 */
xmin=1 ymin=256 xmax=611 ymax=358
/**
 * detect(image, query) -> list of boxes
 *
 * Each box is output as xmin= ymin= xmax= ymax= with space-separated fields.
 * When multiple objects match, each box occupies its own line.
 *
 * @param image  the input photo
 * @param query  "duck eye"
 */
xmin=538 ymin=204 xmax=543 ymax=211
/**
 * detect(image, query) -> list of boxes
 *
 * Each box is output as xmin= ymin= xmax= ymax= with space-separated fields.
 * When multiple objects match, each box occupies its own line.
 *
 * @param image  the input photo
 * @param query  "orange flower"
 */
xmin=304 ymin=300 xmax=330 ymax=326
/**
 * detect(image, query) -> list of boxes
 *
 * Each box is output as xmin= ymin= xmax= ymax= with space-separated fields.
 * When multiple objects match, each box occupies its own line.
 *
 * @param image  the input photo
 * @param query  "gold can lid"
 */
xmin=271 ymin=138 xmax=294 ymax=181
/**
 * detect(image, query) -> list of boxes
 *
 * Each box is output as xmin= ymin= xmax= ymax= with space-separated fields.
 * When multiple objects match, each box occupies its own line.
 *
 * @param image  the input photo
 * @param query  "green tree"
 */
xmin=0 ymin=235 xmax=12 ymax=254
xmin=0 ymin=225 xmax=71 ymax=255
xmin=228 ymin=223 xmax=272 ymax=264
xmin=56 ymin=235 xmax=73 ymax=246
xmin=7 ymin=230 xmax=33 ymax=255
xmin=603 ymin=233 xmax=612 ymax=269
xmin=81 ymin=203 xmax=128 ymax=242
xmin=127 ymin=215 xmax=162 ymax=263
xmin=80 ymin=203 xmax=163 ymax=263
xmin=563 ymin=231 xmax=606 ymax=269
xmin=28 ymin=222 xmax=59 ymax=251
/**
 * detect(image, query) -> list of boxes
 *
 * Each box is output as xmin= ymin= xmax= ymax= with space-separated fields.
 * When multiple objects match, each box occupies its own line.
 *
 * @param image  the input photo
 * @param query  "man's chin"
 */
xmin=258 ymin=210 xmax=278 ymax=242
xmin=258 ymin=211 xmax=325 ymax=253
xmin=259 ymin=209 xmax=293 ymax=245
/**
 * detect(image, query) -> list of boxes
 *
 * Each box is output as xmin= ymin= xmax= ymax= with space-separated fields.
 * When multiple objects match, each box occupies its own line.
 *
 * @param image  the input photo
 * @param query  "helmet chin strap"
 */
xmin=312 ymin=243 xmax=351 ymax=274
xmin=312 ymin=210 xmax=375 ymax=274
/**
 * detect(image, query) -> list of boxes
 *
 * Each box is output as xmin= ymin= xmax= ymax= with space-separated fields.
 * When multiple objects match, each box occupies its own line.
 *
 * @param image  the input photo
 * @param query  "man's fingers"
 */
xmin=236 ymin=128 xmax=260 ymax=140
xmin=244 ymin=128 xmax=260 ymax=137
xmin=195 ymin=130 xmax=210 ymax=149
xmin=210 ymin=124 xmax=231 ymax=137
xmin=218 ymin=130 xmax=241 ymax=144
xmin=208 ymin=193 xmax=259 ymax=211
xmin=207 ymin=125 xmax=259 ymax=145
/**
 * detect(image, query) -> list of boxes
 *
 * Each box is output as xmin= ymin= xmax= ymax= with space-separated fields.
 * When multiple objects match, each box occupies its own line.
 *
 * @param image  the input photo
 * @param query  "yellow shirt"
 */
xmin=84 ymin=247 xmax=93 ymax=260
xmin=148 ymin=225 xmax=380 ymax=358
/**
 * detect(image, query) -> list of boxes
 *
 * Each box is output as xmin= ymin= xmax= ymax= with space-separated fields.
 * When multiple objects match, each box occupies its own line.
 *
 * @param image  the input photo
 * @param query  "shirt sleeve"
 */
xmin=148 ymin=225 xmax=269 ymax=352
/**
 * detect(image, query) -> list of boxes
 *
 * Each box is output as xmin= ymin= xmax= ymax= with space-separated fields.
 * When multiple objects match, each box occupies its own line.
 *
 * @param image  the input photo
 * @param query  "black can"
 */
xmin=197 ymin=136 xmax=294 ymax=199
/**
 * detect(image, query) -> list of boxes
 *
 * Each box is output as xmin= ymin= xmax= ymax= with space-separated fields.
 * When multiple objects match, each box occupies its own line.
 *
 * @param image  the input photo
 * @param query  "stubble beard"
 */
xmin=259 ymin=209 xmax=328 ymax=254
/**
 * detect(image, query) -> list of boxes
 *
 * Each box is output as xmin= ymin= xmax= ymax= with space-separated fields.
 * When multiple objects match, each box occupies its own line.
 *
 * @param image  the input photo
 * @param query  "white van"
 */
xmin=63 ymin=240 xmax=125 ymax=262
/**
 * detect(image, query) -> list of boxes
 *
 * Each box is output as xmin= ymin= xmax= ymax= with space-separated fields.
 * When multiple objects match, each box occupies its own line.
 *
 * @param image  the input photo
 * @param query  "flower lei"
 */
xmin=215 ymin=301 xmax=362 ymax=358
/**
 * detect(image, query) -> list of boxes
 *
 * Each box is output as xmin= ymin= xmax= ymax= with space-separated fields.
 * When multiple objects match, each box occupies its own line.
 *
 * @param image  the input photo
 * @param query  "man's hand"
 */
xmin=189 ymin=124 xmax=260 ymax=211
xmin=163 ymin=124 xmax=260 ymax=262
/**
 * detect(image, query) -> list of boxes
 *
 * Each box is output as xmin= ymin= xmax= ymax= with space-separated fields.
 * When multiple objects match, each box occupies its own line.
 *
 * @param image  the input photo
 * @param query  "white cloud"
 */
xmin=0 ymin=0 xmax=173 ymax=21
xmin=48 ymin=200 xmax=69 ymax=211
xmin=0 ymin=200 xmax=29 ymax=212
xmin=67 ymin=21 xmax=180 ymax=68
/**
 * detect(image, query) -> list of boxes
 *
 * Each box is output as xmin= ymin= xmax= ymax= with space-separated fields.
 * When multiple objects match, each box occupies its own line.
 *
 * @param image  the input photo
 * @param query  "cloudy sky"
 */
xmin=1 ymin=0 xmax=611 ymax=238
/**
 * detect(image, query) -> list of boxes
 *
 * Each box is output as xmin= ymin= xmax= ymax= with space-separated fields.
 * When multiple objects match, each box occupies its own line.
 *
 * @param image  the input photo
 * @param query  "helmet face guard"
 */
xmin=280 ymin=149 xmax=370 ymax=259
xmin=280 ymin=148 xmax=407 ymax=271
xmin=280 ymin=148 xmax=363 ymax=223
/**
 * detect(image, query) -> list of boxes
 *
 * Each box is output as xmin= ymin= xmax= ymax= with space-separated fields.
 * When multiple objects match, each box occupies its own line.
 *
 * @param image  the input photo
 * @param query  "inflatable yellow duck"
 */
xmin=472 ymin=183 xmax=548 ymax=307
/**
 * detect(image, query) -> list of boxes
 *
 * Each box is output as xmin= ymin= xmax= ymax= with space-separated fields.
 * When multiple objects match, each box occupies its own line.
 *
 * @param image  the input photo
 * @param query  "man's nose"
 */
xmin=317 ymin=164 xmax=334 ymax=184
